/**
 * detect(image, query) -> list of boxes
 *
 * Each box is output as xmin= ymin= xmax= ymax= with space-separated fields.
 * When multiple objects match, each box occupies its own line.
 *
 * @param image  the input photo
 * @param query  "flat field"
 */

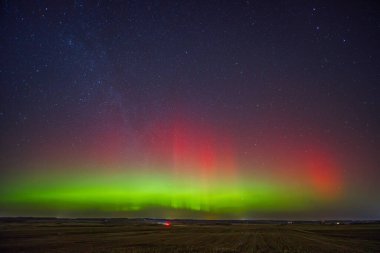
xmin=1 ymin=219 xmax=379 ymax=253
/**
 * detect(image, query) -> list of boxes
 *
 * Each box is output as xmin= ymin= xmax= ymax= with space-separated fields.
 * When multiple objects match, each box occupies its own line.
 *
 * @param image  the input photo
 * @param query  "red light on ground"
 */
xmin=164 ymin=221 xmax=171 ymax=227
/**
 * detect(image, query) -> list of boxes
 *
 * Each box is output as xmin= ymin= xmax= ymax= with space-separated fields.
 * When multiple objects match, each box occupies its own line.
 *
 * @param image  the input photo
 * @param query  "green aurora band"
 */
xmin=0 ymin=167 xmax=328 ymax=218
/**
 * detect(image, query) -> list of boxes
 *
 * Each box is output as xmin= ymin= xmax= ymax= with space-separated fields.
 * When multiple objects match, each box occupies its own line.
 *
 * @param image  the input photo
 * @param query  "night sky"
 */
xmin=0 ymin=0 xmax=379 ymax=219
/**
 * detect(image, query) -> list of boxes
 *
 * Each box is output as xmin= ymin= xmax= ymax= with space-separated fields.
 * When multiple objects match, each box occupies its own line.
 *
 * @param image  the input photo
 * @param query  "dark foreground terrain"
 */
xmin=1 ymin=219 xmax=379 ymax=253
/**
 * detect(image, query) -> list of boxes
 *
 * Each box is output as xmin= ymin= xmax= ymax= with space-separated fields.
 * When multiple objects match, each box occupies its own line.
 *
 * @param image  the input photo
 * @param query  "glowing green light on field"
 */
xmin=0 ymin=167 xmax=317 ymax=217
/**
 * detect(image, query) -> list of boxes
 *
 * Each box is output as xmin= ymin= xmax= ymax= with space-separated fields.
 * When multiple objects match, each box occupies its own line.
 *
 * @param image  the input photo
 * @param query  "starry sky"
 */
xmin=0 ymin=0 xmax=379 ymax=219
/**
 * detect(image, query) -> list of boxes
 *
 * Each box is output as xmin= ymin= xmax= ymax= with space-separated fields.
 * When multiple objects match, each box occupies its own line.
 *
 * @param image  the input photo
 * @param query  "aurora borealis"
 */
xmin=0 ymin=1 xmax=379 ymax=219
